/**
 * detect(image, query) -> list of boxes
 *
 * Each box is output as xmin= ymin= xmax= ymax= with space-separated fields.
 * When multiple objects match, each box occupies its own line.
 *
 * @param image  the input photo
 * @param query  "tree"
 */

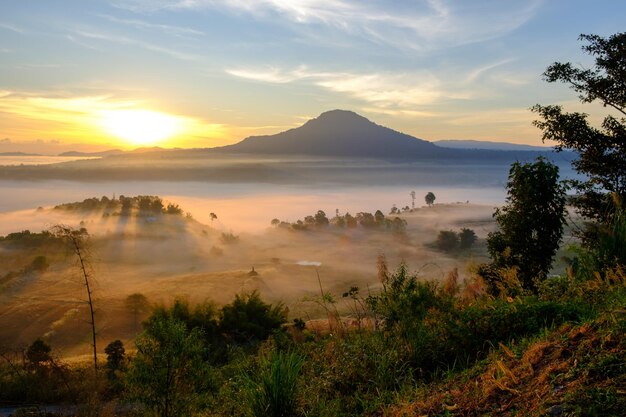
xmin=105 ymin=340 xmax=125 ymax=371
xmin=435 ymin=230 xmax=459 ymax=252
xmin=459 ymin=228 xmax=477 ymax=249
xmin=26 ymin=339 xmax=52 ymax=368
xmin=126 ymin=293 xmax=151 ymax=333
xmin=126 ymin=315 xmax=211 ymax=417
xmin=344 ymin=212 xmax=357 ymax=228
xmin=532 ymin=33 xmax=626 ymax=243
xmin=314 ymin=210 xmax=329 ymax=227
xmin=425 ymin=192 xmax=436 ymax=206
xmin=209 ymin=212 xmax=217 ymax=222
xmin=219 ymin=291 xmax=287 ymax=344
xmin=51 ymin=225 xmax=98 ymax=376
xmin=486 ymin=157 xmax=567 ymax=292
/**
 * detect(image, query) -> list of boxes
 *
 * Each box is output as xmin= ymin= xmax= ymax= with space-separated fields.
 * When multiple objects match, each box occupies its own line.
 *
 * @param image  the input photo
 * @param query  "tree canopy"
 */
xmin=486 ymin=157 xmax=567 ymax=292
xmin=532 ymin=33 xmax=626 ymax=240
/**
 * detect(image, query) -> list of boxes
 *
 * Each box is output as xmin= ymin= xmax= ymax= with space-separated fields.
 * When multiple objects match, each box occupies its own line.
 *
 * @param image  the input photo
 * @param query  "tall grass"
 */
xmin=244 ymin=351 xmax=304 ymax=417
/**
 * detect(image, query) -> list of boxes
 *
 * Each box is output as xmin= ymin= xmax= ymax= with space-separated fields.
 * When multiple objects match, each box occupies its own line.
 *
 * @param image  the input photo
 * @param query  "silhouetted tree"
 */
xmin=425 ymin=192 xmax=436 ymax=206
xmin=51 ymin=225 xmax=98 ymax=376
xmin=314 ymin=210 xmax=329 ymax=227
xmin=26 ymin=339 xmax=52 ymax=368
xmin=532 ymin=32 xmax=626 ymax=244
xmin=486 ymin=157 xmax=567 ymax=292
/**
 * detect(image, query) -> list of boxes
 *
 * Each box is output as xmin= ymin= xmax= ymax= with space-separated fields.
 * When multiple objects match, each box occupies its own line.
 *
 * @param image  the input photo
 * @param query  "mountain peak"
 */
xmin=216 ymin=109 xmax=443 ymax=158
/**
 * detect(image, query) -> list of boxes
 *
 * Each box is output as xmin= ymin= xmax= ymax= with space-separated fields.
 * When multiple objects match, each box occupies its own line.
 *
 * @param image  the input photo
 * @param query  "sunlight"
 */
xmin=99 ymin=109 xmax=181 ymax=146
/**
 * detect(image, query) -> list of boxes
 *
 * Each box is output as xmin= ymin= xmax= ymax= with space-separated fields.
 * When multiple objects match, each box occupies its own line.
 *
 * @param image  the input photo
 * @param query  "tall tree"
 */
xmin=486 ymin=157 xmax=567 ymax=292
xmin=532 ymin=33 xmax=626 ymax=242
xmin=51 ymin=225 xmax=98 ymax=376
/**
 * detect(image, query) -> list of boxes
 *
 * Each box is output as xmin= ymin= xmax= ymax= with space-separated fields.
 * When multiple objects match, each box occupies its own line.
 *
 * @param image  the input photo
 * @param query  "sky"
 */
xmin=0 ymin=0 xmax=624 ymax=153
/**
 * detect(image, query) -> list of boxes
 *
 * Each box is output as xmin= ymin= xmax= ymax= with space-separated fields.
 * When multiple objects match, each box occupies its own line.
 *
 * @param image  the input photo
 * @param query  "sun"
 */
xmin=99 ymin=109 xmax=181 ymax=146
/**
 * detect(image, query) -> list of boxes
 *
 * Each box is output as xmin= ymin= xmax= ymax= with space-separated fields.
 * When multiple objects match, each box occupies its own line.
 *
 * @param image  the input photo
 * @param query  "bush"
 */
xmin=220 ymin=291 xmax=287 ymax=344
xmin=435 ymin=230 xmax=459 ymax=252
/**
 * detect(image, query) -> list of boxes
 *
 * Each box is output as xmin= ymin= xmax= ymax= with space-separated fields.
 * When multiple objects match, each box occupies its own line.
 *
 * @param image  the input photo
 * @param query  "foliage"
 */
xmin=126 ymin=315 xmax=211 ymax=417
xmin=367 ymin=264 xmax=583 ymax=376
xmin=105 ymin=340 xmax=126 ymax=376
xmin=125 ymin=293 xmax=151 ymax=333
xmin=220 ymin=232 xmax=240 ymax=244
xmin=435 ymin=230 xmax=460 ymax=252
xmin=434 ymin=228 xmax=477 ymax=253
xmin=26 ymin=339 xmax=52 ymax=367
xmin=29 ymin=255 xmax=50 ymax=272
xmin=0 ymin=230 xmax=61 ymax=249
xmin=53 ymin=195 xmax=188 ymax=218
xmin=244 ymin=351 xmax=304 ymax=417
xmin=220 ymin=291 xmax=287 ymax=344
xmin=532 ymin=33 xmax=626 ymax=244
xmin=425 ymin=192 xmax=436 ymax=206
xmin=274 ymin=208 xmax=406 ymax=234
xmin=485 ymin=157 xmax=567 ymax=293
xmin=146 ymin=298 xmax=223 ymax=362
xmin=459 ymin=227 xmax=477 ymax=249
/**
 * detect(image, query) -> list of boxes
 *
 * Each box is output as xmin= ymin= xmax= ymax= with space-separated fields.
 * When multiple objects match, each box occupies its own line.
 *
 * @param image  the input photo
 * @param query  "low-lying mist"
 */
xmin=0 ymin=193 xmax=496 ymax=357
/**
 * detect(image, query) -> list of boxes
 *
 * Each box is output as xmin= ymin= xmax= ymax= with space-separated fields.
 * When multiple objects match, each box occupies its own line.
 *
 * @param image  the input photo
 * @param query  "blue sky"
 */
xmin=0 ymin=0 xmax=624 ymax=151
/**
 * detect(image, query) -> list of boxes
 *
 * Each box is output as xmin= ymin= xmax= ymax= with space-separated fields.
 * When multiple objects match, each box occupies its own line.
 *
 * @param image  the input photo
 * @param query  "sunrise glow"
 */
xmin=99 ymin=109 xmax=181 ymax=146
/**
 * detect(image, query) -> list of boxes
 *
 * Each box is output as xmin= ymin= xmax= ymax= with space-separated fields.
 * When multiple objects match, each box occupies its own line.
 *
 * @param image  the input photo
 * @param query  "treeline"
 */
xmin=54 ymin=195 xmax=184 ymax=217
xmin=0 ymin=229 xmax=62 ymax=248
xmin=271 ymin=209 xmax=407 ymax=234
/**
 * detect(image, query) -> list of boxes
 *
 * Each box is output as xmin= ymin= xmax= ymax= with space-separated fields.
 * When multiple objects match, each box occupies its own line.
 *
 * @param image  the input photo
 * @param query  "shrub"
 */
xmin=435 ymin=230 xmax=459 ymax=252
xmin=459 ymin=228 xmax=477 ymax=249
xmin=220 ymin=291 xmax=287 ymax=344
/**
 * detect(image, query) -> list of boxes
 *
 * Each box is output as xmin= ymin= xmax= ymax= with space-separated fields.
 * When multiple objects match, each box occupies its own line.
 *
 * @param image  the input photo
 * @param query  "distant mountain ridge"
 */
xmin=215 ymin=109 xmax=451 ymax=158
xmin=434 ymin=139 xmax=553 ymax=151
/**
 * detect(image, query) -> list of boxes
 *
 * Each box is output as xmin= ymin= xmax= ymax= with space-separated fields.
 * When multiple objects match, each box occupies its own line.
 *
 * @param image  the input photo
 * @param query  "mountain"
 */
xmin=434 ymin=139 xmax=553 ymax=151
xmin=59 ymin=149 xmax=124 ymax=157
xmin=0 ymin=151 xmax=41 ymax=156
xmin=58 ymin=147 xmax=171 ymax=157
xmin=215 ymin=109 xmax=449 ymax=158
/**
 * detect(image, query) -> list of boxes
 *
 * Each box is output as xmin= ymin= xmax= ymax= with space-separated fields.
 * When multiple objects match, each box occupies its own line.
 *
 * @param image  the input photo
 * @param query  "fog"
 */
xmin=0 ymin=154 xmax=576 ymax=357
xmin=0 ymin=180 xmax=506 ymax=235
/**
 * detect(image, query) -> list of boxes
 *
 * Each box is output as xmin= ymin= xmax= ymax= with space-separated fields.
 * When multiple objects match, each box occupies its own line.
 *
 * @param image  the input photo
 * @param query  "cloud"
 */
xmin=227 ymin=66 xmax=470 ymax=112
xmin=0 ymin=22 xmax=25 ymax=33
xmin=72 ymin=29 xmax=201 ymax=61
xmin=114 ymin=0 xmax=543 ymax=50
xmin=96 ymin=14 xmax=204 ymax=37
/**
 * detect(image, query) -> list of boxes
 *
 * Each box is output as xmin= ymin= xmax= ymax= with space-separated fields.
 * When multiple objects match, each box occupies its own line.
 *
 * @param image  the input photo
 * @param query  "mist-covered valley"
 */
xmin=0 ymin=187 xmax=501 ymax=357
